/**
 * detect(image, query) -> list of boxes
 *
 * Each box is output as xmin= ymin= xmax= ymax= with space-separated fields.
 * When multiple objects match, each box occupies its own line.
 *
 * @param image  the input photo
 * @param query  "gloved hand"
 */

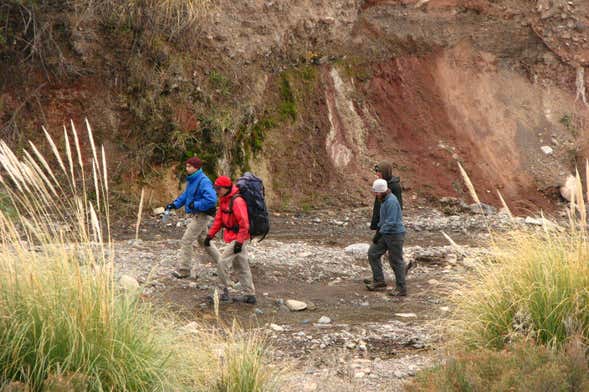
xmin=372 ymin=231 xmax=382 ymax=244
xmin=233 ymin=242 xmax=242 ymax=254
xmin=204 ymin=235 xmax=212 ymax=247
xmin=165 ymin=203 xmax=175 ymax=211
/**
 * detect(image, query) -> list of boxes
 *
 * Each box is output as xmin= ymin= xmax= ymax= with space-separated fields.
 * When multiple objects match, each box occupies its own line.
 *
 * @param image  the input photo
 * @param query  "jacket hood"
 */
xmin=221 ymin=185 xmax=240 ymax=201
xmin=387 ymin=176 xmax=400 ymax=186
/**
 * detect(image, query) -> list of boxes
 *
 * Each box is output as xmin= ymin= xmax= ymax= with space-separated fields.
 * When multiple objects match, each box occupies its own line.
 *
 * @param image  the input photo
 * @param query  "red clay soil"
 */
xmin=364 ymin=54 xmax=556 ymax=214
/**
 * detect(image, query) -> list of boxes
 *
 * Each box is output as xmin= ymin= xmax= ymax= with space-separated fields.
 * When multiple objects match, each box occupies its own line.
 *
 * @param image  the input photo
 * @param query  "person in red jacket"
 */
xmin=204 ymin=176 xmax=256 ymax=304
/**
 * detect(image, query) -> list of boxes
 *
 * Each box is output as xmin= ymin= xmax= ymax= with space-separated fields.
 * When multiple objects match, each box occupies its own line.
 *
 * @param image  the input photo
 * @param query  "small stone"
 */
xmin=152 ymin=207 xmax=165 ymax=215
xmin=427 ymin=279 xmax=440 ymax=285
xmin=354 ymin=372 xmax=365 ymax=378
xmin=344 ymin=243 xmax=370 ymax=258
xmin=440 ymin=306 xmax=450 ymax=312
xmin=318 ymin=316 xmax=332 ymax=324
xmin=285 ymin=299 xmax=308 ymax=311
xmin=269 ymin=323 xmax=284 ymax=332
xmin=255 ymin=308 xmax=264 ymax=315
xmin=524 ymin=216 xmax=543 ymax=226
xmin=541 ymin=145 xmax=554 ymax=155
xmin=394 ymin=313 xmax=417 ymax=318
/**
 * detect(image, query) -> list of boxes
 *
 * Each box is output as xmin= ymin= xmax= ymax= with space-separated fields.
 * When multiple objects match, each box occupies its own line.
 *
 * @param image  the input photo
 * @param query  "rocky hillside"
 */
xmin=1 ymin=0 xmax=588 ymax=213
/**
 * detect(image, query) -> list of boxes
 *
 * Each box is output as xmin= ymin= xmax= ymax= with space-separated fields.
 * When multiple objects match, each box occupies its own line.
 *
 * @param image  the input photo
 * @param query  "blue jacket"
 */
xmin=172 ymin=169 xmax=217 ymax=214
xmin=378 ymin=193 xmax=405 ymax=235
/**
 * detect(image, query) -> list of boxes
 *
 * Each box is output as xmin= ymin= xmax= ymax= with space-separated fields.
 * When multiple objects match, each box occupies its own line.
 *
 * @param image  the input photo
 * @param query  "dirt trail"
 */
xmin=112 ymin=206 xmax=516 ymax=391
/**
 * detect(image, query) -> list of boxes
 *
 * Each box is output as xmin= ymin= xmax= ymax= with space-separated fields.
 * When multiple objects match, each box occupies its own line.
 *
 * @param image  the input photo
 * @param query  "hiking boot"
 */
xmin=171 ymin=269 xmax=190 ymax=279
xmin=404 ymin=260 xmax=416 ymax=276
xmin=388 ymin=288 xmax=407 ymax=297
xmin=207 ymin=288 xmax=232 ymax=304
xmin=365 ymin=281 xmax=387 ymax=291
xmin=220 ymin=288 xmax=232 ymax=303
xmin=234 ymin=295 xmax=257 ymax=304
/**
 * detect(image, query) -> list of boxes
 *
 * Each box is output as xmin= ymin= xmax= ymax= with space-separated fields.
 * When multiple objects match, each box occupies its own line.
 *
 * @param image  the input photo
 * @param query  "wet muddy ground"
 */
xmin=111 ymin=206 xmax=513 ymax=391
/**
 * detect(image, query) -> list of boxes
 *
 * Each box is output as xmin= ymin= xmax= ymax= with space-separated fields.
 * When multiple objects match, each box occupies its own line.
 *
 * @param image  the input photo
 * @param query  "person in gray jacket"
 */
xmin=365 ymin=178 xmax=407 ymax=296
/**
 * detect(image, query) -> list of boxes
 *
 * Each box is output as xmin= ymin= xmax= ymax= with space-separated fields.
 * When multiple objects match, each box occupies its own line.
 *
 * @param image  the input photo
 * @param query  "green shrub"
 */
xmin=452 ymin=228 xmax=589 ymax=349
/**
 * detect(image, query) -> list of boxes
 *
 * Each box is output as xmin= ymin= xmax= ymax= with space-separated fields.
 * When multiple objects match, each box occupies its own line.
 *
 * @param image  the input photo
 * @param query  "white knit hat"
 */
xmin=372 ymin=179 xmax=388 ymax=193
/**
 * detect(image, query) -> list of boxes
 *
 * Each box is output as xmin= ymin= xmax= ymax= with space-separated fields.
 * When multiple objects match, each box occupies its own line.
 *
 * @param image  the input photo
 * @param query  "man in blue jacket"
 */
xmin=366 ymin=178 xmax=407 ymax=296
xmin=165 ymin=157 xmax=217 ymax=279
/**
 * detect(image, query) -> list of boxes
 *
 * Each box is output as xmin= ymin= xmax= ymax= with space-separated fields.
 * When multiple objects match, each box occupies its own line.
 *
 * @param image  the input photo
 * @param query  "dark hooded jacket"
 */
xmin=370 ymin=162 xmax=403 ymax=230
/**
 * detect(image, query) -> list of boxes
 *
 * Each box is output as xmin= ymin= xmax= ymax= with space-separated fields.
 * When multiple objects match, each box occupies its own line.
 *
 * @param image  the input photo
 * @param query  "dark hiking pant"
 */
xmin=368 ymin=233 xmax=406 ymax=291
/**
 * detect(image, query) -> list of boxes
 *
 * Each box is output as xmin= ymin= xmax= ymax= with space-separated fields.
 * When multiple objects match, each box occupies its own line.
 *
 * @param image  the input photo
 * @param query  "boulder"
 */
xmin=560 ymin=174 xmax=577 ymax=202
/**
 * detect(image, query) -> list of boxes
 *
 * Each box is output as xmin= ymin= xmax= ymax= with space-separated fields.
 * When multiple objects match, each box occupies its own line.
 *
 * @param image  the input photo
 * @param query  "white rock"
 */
xmin=540 ymin=145 xmax=553 ymax=155
xmin=318 ymin=316 xmax=332 ymax=324
xmin=344 ymin=243 xmax=370 ymax=258
xmin=285 ymin=299 xmax=308 ymax=311
xmin=269 ymin=323 xmax=284 ymax=332
xmin=440 ymin=306 xmax=450 ymax=312
xmin=524 ymin=216 xmax=543 ymax=226
xmin=427 ymin=279 xmax=440 ymax=285
xmin=394 ymin=313 xmax=417 ymax=318
xmin=354 ymin=372 xmax=365 ymax=378
xmin=560 ymin=174 xmax=577 ymax=202
xmin=152 ymin=207 xmax=165 ymax=215
xmin=119 ymin=275 xmax=139 ymax=291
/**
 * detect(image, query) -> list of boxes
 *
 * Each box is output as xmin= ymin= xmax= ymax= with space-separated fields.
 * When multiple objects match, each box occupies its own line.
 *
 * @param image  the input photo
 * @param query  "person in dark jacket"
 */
xmin=165 ymin=157 xmax=217 ymax=279
xmin=204 ymin=176 xmax=256 ymax=305
xmin=370 ymin=162 xmax=402 ymax=231
xmin=365 ymin=179 xmax=407 ymax=296
xmin=365 ymin=161 xmax=413 ymax=284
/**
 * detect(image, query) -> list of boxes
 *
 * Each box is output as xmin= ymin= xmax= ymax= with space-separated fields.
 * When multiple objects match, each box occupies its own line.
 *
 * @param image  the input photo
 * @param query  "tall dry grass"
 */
xmin=451 ymin=163 xmax=589 ymax=350
xmin=0 ymin=120 xmax=278 ymax=391
xmin=91 ymin=0 xmax=212 ymax=37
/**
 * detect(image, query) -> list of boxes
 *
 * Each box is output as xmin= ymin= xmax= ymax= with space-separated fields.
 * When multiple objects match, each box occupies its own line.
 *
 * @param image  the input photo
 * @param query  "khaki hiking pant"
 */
xmin=205 ymin=240 xmax=255 ymax=295
xmin=179 ymin=213 xmax=213 ymax=273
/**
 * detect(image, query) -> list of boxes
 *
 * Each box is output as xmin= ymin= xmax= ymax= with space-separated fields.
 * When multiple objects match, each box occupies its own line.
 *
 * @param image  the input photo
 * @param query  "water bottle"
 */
xmin=162 ymin=209 xmax=171 ymax=224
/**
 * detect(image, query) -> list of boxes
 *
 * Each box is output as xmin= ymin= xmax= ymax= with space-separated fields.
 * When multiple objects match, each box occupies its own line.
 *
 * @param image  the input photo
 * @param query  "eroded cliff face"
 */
xmin=1 ymin=0 xmax=588 ymax=212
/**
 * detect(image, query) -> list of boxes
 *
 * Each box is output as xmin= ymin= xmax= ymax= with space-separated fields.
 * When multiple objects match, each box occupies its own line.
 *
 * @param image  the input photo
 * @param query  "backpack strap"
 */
xmin=223 ymin=194 xmax=241 ymax=214
xmin=223 ymin=194 xmax=242 ymax=233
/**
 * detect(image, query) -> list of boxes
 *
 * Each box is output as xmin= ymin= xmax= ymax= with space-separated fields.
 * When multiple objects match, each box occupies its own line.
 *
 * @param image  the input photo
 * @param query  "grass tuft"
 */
xmin=407 ymin=339 xmax=589 ymax=392
xmin=0 ymin=121 xmax=278 ymax=391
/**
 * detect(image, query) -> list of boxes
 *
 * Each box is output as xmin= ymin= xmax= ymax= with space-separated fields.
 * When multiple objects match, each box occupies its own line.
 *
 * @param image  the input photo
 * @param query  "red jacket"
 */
xmin=208 ymin=185 xmax=250 ymax=244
